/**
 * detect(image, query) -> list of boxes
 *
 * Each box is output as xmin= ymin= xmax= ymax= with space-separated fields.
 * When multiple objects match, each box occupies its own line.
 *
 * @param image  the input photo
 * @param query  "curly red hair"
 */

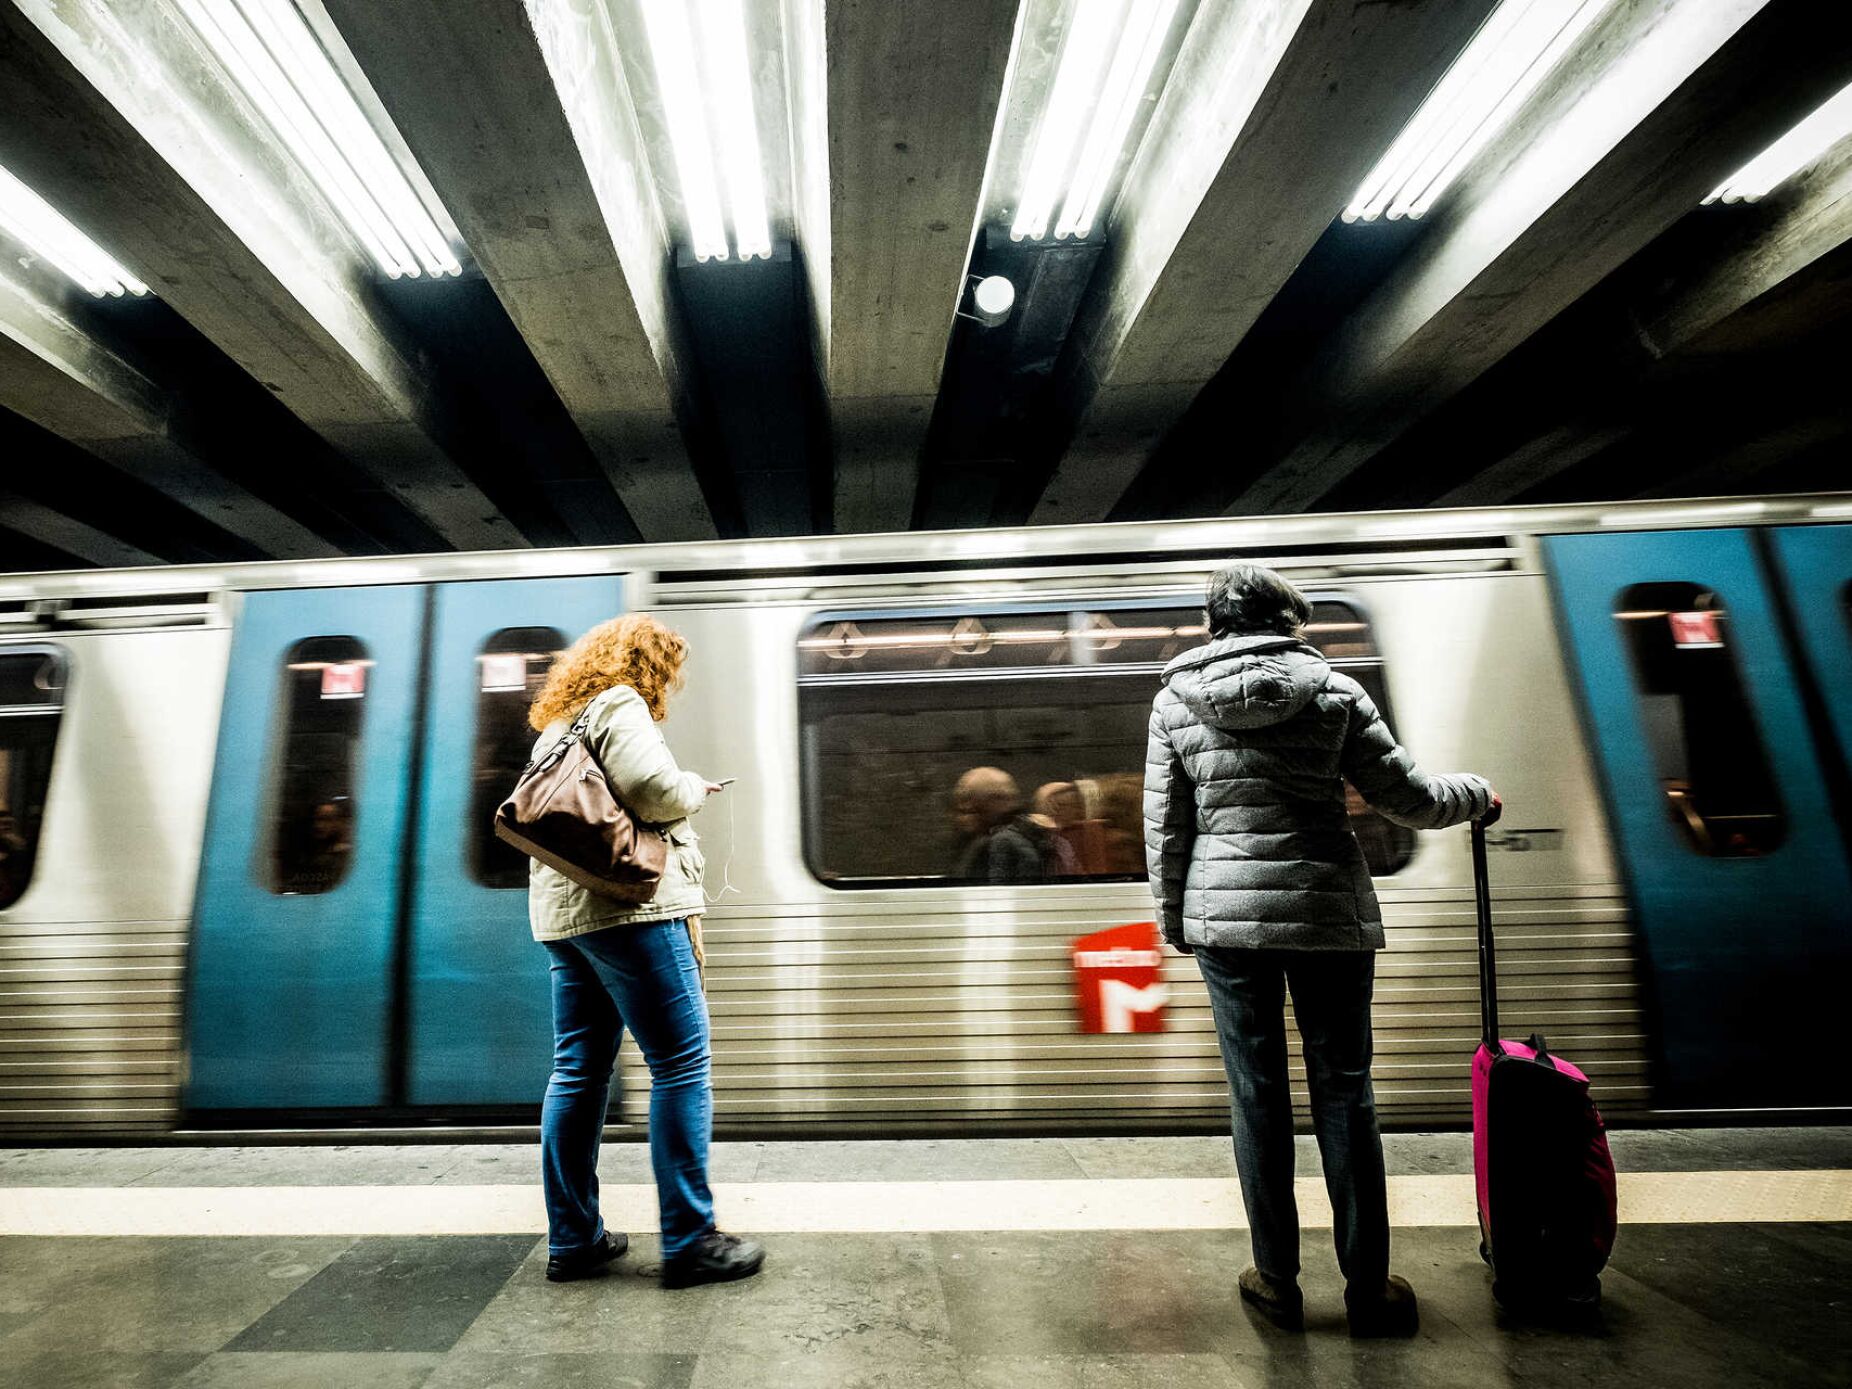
xmin=529 ymin=613 xmax=688 ymax=729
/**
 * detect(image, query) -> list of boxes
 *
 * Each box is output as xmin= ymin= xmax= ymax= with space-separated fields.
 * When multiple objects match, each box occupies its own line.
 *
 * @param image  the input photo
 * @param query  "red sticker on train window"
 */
xmin=1668 ymin=611 xmax=1722 ymax=649
xmin=1073 ymin=920 xmax=1167 ymax=1034
xmin=321 ymin=663 xmax=366 ymax=699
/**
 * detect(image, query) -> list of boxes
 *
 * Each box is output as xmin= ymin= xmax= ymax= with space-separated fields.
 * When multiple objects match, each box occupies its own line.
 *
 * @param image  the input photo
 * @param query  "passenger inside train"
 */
xmin=949 ymin=766 xmax=1073 ymax=882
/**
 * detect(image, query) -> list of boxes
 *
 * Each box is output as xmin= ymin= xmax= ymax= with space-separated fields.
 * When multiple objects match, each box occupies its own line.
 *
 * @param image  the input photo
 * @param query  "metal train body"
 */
xmin=0 ymin=496 xmax=1847 ymax=1139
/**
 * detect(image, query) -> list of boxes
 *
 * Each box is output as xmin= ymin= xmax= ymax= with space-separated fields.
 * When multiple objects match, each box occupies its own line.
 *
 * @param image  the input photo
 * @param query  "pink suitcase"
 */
xmin=1471 ymin=817 xmax=1617 ymax=1306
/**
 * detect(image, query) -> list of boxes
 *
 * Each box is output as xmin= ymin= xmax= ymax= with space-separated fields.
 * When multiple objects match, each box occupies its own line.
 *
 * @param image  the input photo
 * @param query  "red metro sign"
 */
xmin=1072 ymin=920 xmax=1167 ymax=1034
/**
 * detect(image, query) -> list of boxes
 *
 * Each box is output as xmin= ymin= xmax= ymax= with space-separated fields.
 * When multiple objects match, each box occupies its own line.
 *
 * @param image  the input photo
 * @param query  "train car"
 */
xmin=0 ymin=495 xmax=1847 ymax=1140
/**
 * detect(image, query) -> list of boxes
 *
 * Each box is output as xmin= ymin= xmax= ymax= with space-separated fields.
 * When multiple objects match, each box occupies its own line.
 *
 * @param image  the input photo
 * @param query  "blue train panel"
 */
xmin=188 ymin=585 xmax=424 ymax=1110
xmin=405 ymin=577 xmax=623 ymax=1104
xmin=1770 ymin=524 xmax=1852 ymax=770
xmin=1544 ymin=528 xmax=1852 ymax=1109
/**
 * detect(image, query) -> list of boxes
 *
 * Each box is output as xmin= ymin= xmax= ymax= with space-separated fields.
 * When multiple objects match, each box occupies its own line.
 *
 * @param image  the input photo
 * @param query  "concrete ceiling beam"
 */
xmin=0 ymin=0 xmax=520 ymax=551
xmin=1029 ymin=0 xmax=1499 ymax=526
xmin=1636 ymin=410 xmax=1852 ymax=500
xmin=0 ymin=255 xmax=338 ymax=560
xmin=321 ymin=0 xmax=716 ymax=543
xmin=1226 ymin=0 xmax=1852 ymax=516
xmin=821 ymin=0 xmax=1019 ymax=534
xmin=1448 ymin=140 xmax=1852 ymax=506
xmin=0 ymin=493 xmax=160 ymax=569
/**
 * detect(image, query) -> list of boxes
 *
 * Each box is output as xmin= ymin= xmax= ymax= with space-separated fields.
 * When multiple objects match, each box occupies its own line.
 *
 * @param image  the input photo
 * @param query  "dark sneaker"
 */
xmin=1238 ymin=1266 xmax=1304 ymax=1331
xmin=1346 ymin=1274 xmax=1420 ymax=1338
xmin=545 ymin=1230 xmax=629 ymax=1283
xmin=661 ymin=1231 xmax=766 ymax=1289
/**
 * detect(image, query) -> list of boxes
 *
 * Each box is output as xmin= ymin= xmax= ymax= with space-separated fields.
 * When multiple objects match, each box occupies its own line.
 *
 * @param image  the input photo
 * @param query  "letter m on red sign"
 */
xmin=1072 ymin=921 xmax=1167 ymax=1034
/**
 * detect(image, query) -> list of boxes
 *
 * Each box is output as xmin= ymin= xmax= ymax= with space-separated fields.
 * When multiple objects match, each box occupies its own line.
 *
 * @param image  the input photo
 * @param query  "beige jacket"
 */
xmin=527 ymin=685 xmax=708 ymax=942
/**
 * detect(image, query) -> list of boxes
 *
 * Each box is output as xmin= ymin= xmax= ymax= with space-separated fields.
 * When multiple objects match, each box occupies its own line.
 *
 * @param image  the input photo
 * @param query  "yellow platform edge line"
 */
xmin=0 ymin=1170 xmax=1844 ymax=1237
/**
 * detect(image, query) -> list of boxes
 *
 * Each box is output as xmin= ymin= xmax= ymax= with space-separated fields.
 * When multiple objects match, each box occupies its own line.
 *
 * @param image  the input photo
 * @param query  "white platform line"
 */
xmin=0 ymin=1171 xmax=1845 ymax=1237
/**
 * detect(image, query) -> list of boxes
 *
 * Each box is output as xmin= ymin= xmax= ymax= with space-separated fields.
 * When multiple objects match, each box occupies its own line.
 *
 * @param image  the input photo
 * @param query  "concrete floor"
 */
xmin=0 ymin=1130 xmax=1846 ymax=1388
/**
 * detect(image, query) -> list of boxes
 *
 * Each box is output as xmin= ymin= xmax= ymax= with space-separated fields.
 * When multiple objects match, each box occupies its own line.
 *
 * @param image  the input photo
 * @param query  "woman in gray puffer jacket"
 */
xmin=1145 ymin=563 xmax=1498 ymax=1339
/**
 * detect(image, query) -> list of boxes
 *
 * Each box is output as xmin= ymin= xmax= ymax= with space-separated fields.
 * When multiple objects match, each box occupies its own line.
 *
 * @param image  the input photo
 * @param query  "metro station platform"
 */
xmin=0 ymin=1128 xmax=1846 ymax=1389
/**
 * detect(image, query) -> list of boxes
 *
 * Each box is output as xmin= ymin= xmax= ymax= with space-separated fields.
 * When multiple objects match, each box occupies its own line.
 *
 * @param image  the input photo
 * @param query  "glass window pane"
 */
xmin=1615 ymin=582 xmax=1786 ymax=857
xmin=0 ymin=648 xmax=67 ymax=911
xmin=470 ymin=627 xmax=566 ymax=889
xmin=799 ymin=599 xmax=1412 ymax=885
xmin=268 ymin=636 xmax=369 ymax=895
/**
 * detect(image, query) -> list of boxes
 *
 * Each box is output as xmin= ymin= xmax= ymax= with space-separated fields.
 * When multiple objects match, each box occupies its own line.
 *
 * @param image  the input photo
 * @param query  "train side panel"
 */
xmin=0 ymin=626 xmax=228 ymax=1135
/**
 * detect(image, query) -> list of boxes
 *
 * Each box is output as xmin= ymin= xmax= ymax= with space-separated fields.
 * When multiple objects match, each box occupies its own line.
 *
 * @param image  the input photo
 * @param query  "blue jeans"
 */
xmin=1194 ymin=947 xmax=1389 ymax=1292
xmin=540 ymin=919 xmax=714 ymax=1260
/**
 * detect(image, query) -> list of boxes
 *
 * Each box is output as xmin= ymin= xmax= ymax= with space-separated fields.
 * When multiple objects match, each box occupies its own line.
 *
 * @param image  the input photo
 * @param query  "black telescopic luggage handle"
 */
xmin=1472 ymin=817 xmax=1499 ymax=1050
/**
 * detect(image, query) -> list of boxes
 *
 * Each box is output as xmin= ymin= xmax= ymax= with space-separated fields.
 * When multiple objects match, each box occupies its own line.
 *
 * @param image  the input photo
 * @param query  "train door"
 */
xmin=188 ymin=576 xmax=622 ymax=1116
xmin=1544 ymin=528 xmax=1852 ymax=1111
xmin=188 ymin=585 xmax=424 ymax=1109
xmin=405 ymin=577 xmax=621 ymax=1104
xmin=1769 ymin=524 xmax=1852 ymax=777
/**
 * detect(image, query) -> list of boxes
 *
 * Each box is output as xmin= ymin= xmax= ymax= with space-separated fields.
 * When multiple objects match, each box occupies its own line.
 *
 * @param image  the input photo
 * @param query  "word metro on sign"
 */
xmin=1072 ymin=921 xmax=1167 ymax=1034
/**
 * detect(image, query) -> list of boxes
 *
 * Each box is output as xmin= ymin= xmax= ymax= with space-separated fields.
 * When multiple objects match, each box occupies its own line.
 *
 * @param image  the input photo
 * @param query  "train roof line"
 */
xmin=0 ymin=492 xmax=1845 ymax=603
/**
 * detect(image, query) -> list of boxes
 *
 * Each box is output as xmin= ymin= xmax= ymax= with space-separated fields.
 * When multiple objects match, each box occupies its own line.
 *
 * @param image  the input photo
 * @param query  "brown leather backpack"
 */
xmin=493 ymin=702 xmax=667 ymax=903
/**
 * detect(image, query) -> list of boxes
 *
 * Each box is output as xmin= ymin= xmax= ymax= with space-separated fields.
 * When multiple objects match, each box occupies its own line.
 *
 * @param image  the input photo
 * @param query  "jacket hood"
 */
xmin=1160 ymin=634 xmax=1329 ymax=731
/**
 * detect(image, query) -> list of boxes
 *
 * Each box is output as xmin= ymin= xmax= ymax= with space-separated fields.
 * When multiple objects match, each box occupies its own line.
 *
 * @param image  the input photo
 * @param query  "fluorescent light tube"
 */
xmin=0 ymin=163 xmax=148 ymax=297
xmin=1012 ymin=0 xmax=1122 ymax=241
xmin=172 ymin=0 xmax=459 ymax=278
xmin=1705 ymin=80 xmax=1852 ymax=205
xmin=1055 ymin=0 xmax=1182 ymax=240
xmin=1345 ymin=0 xmax=1618 ymax=224
xmin=641 ymin=0 xmax=731 ymax=261
xmin=695 ymin=0 xmax=772 ymax=260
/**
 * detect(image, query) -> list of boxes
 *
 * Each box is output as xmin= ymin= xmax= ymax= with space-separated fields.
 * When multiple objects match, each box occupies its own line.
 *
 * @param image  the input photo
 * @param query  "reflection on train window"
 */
xmin=268 ymin=636 xmax=370 ymax=895
xmin=471 ymin=627 xmax=566 ymax=888
xmin=1615 ymin=583 xmax=1786 ymax=857
xmin=0 ymin=649 xmax=67 ymax=911
xmin=797 ymin=600 xmax=1413 ymax=885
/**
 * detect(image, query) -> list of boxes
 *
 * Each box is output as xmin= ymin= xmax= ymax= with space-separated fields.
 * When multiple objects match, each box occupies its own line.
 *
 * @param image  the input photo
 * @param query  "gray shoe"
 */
xmin=1238 ymin=1266 xmax=1304 ymax=1331
xmin=661 ymin=1231 xmax=765 ymax=1289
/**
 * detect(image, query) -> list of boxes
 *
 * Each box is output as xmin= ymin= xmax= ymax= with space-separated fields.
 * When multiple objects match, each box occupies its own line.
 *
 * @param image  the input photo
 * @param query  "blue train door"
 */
xmin=1769 ymin=524 xmax=1852 ymax=776
xmin=405 ymin=577 xmax=622 ymax=1104
xmin=1544 ymin=528 xmax=1852 ymax=1110
xmin=188 ymin=575 xmax=622 ymax=1116
xmin=188 ymin=585 xmax=425 ymax=1110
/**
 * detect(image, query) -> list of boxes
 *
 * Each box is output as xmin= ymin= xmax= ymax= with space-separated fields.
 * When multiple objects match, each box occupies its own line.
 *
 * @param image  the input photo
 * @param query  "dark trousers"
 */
xmin=1194 ymin=947 xmax=1389 ymax=1291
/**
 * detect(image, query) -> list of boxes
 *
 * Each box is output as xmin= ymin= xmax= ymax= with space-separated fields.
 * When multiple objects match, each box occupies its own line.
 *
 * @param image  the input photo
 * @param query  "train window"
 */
xmin=0 ymin=649 xmax=67 ymax=911
xmin=267 ymin=636 xmax=370 ymax=895
xmin=1615 ymin=583 xmax=1786 ymax=857
xmin=469 ymin=627 xmax=566 ymax=888
xmin=797 ymin=599 xmax=1413 ymax=886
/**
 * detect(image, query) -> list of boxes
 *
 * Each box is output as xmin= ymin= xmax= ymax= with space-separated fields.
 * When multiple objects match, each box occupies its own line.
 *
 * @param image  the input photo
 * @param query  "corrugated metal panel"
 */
xmin=608 ymin=889 xmax=1646 ymax=1131
xmin=0 ymin=918 xmax=185 ymax=1133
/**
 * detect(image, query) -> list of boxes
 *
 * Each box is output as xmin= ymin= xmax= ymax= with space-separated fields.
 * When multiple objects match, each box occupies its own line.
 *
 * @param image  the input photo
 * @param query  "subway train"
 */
xmin=0 ymin=494 xmax=1848 ymax=1140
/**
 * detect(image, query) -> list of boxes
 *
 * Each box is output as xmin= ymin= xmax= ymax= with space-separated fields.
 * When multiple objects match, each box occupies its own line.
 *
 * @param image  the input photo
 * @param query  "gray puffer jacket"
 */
xmin=1144 ymin=634 xmax=1490 ymax=953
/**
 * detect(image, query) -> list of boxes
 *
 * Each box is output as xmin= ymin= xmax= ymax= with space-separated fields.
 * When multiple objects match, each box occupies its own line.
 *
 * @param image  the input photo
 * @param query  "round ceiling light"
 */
xmin=972 ymin=274 xmax=1016 ymax=326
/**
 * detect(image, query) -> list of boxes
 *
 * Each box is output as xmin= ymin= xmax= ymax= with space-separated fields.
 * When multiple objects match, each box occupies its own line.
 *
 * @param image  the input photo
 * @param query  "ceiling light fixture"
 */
xmin=171 ymin=0 xmax=460 ymax=278
xmin=1014 ymin=0 xmax=1185 ymax=242
xmin=641 ymin=0 xmax=772 ymax=262
xmin=1345 ymin=0 xmax=1619 ymax=224
xmin=0 ymin=164 xmax=147 ymax=297
xmin=971 ymin=273 xmax=1016 ymax=326
xmin=1705 ymin=80 xmax=1852 ymax=205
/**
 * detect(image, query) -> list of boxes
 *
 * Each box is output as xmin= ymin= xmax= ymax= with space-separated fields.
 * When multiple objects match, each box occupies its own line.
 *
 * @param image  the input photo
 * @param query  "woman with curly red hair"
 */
xmin=526 ymin=613 xmax=765 ymax=1289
